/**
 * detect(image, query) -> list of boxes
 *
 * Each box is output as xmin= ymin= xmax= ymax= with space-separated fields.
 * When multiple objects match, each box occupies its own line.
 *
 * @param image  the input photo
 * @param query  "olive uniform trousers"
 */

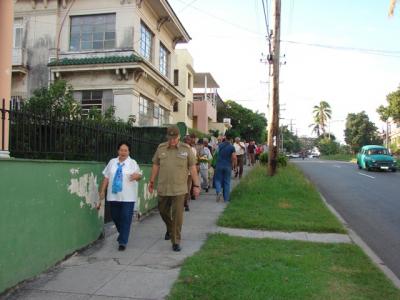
xmin=158 ymin=194 xmax=186 ymax=245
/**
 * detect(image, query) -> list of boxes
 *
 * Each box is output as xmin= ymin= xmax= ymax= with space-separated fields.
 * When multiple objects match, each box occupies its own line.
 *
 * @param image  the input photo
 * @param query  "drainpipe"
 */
xmin=0 ymin=0 xmax=13 ymax=158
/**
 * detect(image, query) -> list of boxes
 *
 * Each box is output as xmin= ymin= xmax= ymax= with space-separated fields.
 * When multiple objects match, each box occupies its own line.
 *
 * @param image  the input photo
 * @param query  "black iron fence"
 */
xmin=1 ymin=99 xmax=167 ymax=164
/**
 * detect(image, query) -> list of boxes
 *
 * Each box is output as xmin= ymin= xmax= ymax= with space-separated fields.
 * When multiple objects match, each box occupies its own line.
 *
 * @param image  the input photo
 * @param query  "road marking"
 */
xmin=358 ymin=172 xmax=375 ymax=179
xmin=333 ymin=165 xmax=341 ymax=168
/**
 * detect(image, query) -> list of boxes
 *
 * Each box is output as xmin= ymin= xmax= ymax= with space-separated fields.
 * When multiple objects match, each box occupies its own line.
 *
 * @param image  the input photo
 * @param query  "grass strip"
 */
xmin=217 ymin=164 xmax=345 ymax=233
xmin=169 ymin=234 xmax=400 ymax=300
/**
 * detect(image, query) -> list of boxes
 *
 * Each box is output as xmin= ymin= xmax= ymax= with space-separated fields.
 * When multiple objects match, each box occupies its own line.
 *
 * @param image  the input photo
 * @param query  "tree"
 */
xmin=280 ymin=125 xmax=301 ymax=153
xmin=344 ymin=111 xmax=382 ymax=153
xmin=24 ymin=80 xmax=81 ymax=119
xmin=311 ymin=101 xmax=332 ymax=136
xmin=377 ymin=85 xmax=400 ymax=123
xmin=217 ymin=100 xmax=267 ymax=143
xmin=318 ymin=137 xmax=339 ymax=155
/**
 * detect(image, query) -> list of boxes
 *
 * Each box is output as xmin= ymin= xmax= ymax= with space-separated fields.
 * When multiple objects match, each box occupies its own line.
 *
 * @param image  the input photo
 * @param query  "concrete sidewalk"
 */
xmin=7 ymin=167 xmax=250 ymax=300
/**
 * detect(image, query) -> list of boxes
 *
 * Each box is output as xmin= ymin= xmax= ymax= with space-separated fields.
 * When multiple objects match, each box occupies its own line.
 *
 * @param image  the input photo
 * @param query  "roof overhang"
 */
xmin=145 ymin=0 xmax=191 ymax=44
xmin=49 ymin=58 xmax=184 ymax=100
xmin=194 ymin=72 xmax=220 ymax=88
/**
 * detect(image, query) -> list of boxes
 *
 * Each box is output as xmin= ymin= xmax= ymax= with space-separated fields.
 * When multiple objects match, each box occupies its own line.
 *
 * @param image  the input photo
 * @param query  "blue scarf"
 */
xmin=112 ymin=162 xmax=124 ymax=194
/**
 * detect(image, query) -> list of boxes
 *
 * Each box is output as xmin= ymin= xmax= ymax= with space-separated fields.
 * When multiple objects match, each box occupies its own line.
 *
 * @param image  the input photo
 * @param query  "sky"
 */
xmin=169 ymin=0 xmax=400 ymax=142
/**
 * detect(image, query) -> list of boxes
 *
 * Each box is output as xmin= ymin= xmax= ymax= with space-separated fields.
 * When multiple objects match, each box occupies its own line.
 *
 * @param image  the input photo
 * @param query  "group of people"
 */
xmin=96 ymin=125 xmax=264 ymax=253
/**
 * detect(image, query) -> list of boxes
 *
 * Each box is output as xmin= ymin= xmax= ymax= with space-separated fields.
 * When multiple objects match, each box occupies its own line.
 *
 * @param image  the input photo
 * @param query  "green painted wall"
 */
xmin=136 ymin=164 xmax=159 ymax=216
xmin=0 ymin=159 xmax=159 ymax=294
xmin=0 ymin=159 xmax=104 ymax=294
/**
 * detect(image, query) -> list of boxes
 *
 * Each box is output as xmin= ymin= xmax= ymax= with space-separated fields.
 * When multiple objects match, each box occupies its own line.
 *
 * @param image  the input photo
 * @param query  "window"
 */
xmin=173 ymin=102 xmax=179 ymax=112
xmin=13 ymin=19 xmax=23 ymax=48
xmin=81 ymin=90 xmax=103 ymax=115
xmin=158 ymin=106 xmax=170 ymax=125
xmin=70 ymin=14 xmax=116 ymax=51
xmin=159 ymin=43 xmax=169 ymax=76
xmin=188 ymin=73 xmax=192 ymax=89
xmin=140 ymin=22 xmax=153 ymax=60
xmin=158 ymin=107 xmax=164 ymax=126
xmin=173 ymin=69 xmax=179 ymax=86
xmin=187 ymin=103 xmax=193 ymax=119
xmin=139 ymin=96 xmax=154 ymax=125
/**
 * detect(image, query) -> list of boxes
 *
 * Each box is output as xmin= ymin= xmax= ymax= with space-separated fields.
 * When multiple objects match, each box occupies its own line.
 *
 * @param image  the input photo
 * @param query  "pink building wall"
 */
xmin=193 ymin=99 xmax=217 ymax=133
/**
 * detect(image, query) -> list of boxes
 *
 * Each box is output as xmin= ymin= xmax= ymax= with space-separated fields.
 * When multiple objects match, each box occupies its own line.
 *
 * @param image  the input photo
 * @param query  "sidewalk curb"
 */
xmin=319 ymin=192 xmax=400 ymax=289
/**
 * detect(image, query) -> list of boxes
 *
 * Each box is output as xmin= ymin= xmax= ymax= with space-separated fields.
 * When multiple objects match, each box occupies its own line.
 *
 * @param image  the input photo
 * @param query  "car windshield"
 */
xmin=367 ymin=148 xmax=388 ymax=155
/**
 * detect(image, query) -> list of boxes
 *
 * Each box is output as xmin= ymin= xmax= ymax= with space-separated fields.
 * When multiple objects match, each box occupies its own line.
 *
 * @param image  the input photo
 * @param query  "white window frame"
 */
xmin=13 ymin=19 xmax=24 ymax=49
xmin=69 ymin=13 xmax=116 ymax=51
xmin=159 ymin=43 xmax=169 ymax=77
xmin=140 ymin=22 xmax=153 ymax=61
xmin=81 ymin=90 xmax=103 ymax=115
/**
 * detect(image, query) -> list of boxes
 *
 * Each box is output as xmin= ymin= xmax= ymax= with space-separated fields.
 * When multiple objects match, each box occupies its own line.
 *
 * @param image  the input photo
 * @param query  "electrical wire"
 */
xmin=282 ymin=40 xmax=400 ymax=58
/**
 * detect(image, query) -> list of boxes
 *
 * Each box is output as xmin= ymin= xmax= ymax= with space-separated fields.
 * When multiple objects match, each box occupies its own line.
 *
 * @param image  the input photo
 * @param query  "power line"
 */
xmin=174 ymin=0 xmax=262 ymax=36
xmin=178 ymin=0 xmax=199 ymax=13
xmin=282 ymin=40 xmax=400 ymax=57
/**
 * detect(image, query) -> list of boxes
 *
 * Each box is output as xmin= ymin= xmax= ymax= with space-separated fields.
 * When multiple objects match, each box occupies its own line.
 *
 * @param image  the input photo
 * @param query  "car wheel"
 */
xmin=357 ymin=163 xmax=361 ymax=169
xmin=392 ymin=168 xmax=397 ymax=173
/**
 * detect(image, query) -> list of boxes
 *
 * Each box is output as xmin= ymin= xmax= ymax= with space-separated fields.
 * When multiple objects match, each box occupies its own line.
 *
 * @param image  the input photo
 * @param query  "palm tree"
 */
xmin=389 ymin=0 xmax=397 ymax=16
xmin=309 ymin=116 xmax=321 ymax=137
xmin=312 ymin=101 xmax=332 ymax=135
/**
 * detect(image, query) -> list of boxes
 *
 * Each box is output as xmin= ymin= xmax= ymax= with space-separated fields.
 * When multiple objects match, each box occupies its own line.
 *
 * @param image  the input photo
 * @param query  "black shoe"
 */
xmin=164 ymin=231 xmax=171 ymax=240
xmin=172 ymin=244 xmax=181 ymax=252
xmin=205 ymin=188 xmax=209 ymax=192
xmin=185 ymin=206 xmax=190 ymax=212
xmin=118 ymin=245 xmax=126 ymax=251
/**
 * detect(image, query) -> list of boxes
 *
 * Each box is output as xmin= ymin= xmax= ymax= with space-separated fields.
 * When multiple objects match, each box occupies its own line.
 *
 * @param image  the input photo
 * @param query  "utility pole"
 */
xmin=267 ymin=0 xmax=281 ymax=176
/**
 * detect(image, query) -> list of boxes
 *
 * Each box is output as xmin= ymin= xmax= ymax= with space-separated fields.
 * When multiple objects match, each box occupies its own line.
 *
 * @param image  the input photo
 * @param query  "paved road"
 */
xmin=293 ymin=159 xmax=400 ymax=278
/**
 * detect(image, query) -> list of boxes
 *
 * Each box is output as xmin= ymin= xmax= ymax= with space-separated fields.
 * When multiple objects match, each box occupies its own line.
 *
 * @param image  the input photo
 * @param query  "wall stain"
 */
xmin=68 ymin=173 xmax=103 ymax=218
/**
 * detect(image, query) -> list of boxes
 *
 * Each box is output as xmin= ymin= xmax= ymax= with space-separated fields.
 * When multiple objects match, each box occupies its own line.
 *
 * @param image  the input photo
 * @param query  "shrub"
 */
xmin=259 ymin=152 xmax=287 ymax=167
xmin=259 ymin=152 xmax=268 ymax=165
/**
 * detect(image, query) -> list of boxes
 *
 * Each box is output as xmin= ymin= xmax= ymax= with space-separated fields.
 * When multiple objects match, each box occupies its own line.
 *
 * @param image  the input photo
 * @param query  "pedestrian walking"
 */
xmin=198 ymin=138 xmax=213 ymax=192
xmin=247 ymin=140 xmax=256 ymax=166
xmin=215 ymin=134 xmax=237 ymax=202
xmin=183 ymin=135 xmax=195 ymax=211
xmin=233 ymin=137 xmax=245 ymax=179
xmin=148 ymin=125 xmax=200 ymax=252
xmin=98 ymin=142 xmax=142 ymax=251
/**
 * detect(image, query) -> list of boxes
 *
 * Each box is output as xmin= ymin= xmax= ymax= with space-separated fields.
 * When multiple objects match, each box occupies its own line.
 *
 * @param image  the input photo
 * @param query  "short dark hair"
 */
xmin=117 ymin=141 xmax=131 ymax=152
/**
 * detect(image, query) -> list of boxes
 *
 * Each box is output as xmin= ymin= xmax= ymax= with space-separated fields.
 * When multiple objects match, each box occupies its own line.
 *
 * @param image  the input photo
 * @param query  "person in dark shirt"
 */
xmin=215 ymin=134 xmax=237 ymax=202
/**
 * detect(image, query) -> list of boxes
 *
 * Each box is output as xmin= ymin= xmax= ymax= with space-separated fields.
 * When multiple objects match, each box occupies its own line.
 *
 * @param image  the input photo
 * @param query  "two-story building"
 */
xmin=387 ymin=119 xmax=400 ymax=151
xmin=12 ymin=0 xmax=191 ymax=126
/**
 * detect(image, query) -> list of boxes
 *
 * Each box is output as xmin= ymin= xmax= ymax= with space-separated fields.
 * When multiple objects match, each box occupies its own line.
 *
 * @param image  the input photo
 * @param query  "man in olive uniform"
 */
xmin=148 ymin=125 xmax=200 ymax=252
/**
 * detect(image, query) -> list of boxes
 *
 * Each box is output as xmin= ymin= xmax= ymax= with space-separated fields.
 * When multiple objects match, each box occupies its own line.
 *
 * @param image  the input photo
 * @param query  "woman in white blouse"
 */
xmin=98 ymin=142 xmax=142 ymax=251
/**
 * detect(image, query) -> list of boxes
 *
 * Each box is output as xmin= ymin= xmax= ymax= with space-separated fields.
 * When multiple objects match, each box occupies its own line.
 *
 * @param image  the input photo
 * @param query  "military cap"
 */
xmin=167 ymin=125 xmax=180 ymax=138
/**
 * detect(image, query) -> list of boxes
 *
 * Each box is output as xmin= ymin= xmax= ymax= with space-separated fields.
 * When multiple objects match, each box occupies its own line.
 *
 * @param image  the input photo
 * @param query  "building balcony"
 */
xmin=12 ymin=48 xmax=28 ymax=75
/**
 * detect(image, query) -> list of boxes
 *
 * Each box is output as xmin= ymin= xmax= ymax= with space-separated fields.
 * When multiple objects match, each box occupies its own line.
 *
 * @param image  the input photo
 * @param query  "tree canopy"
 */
xmin=280 ymin=125 xmax=301 ymax=153
xmin=310 ymin=101 xmax=332 ymax=136
xmin=218 ymin=100 xmax=267 ymax=143
xmin=344 ymin=111 xmax=382 ymax=153
xmin=377 ymin=85 xmax=400 ymax=123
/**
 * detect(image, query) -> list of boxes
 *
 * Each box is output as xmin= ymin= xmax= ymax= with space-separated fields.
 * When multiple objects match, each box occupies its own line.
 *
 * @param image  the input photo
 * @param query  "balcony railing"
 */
xmin=193 ymin=94 xmax=216 ymax=107
xmin=12 ymin=48 xmax=26 ymax=66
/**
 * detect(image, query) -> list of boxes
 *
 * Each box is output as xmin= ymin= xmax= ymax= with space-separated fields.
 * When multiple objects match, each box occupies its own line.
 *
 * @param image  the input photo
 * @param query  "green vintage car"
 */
xmin=357 ymin=145 xmax=397 ymax=172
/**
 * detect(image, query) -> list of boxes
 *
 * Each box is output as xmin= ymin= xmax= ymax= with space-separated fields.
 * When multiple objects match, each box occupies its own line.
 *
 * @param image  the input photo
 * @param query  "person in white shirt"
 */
xmin=233 ymin=137 xmax=246 ymax=178
xmin=198 ymin=138 xmax=213 ymax=192
xmin=98 ymin=142 xmax=142 ymax=251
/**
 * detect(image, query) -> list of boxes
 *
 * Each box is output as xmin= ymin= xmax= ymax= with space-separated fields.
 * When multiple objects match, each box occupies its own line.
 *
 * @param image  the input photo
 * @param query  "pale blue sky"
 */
xmin=169 ymin=0 xmax=400 ymax=141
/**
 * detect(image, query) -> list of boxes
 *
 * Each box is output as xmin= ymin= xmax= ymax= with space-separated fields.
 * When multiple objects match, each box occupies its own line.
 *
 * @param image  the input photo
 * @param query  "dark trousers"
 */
xmin=110 ymin=201 xmax=135 ymax=246
xmin=158 ymin=195 xmax=186 ymax=245
xmin=215 ymin=166 xmax=232 ymax=202
xmin=235 ymin=155 xmax=244 ymax=178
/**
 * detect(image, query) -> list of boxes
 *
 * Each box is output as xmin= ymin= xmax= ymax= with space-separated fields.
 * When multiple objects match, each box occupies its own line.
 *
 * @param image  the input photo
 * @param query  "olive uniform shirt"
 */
xmin=152 ymin=141 xmax=196 ymax=196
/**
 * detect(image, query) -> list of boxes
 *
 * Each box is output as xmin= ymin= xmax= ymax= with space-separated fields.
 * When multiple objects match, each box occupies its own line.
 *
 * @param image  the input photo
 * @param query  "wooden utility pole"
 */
xmin=267 ymin=0 xmax=281 ymax=176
